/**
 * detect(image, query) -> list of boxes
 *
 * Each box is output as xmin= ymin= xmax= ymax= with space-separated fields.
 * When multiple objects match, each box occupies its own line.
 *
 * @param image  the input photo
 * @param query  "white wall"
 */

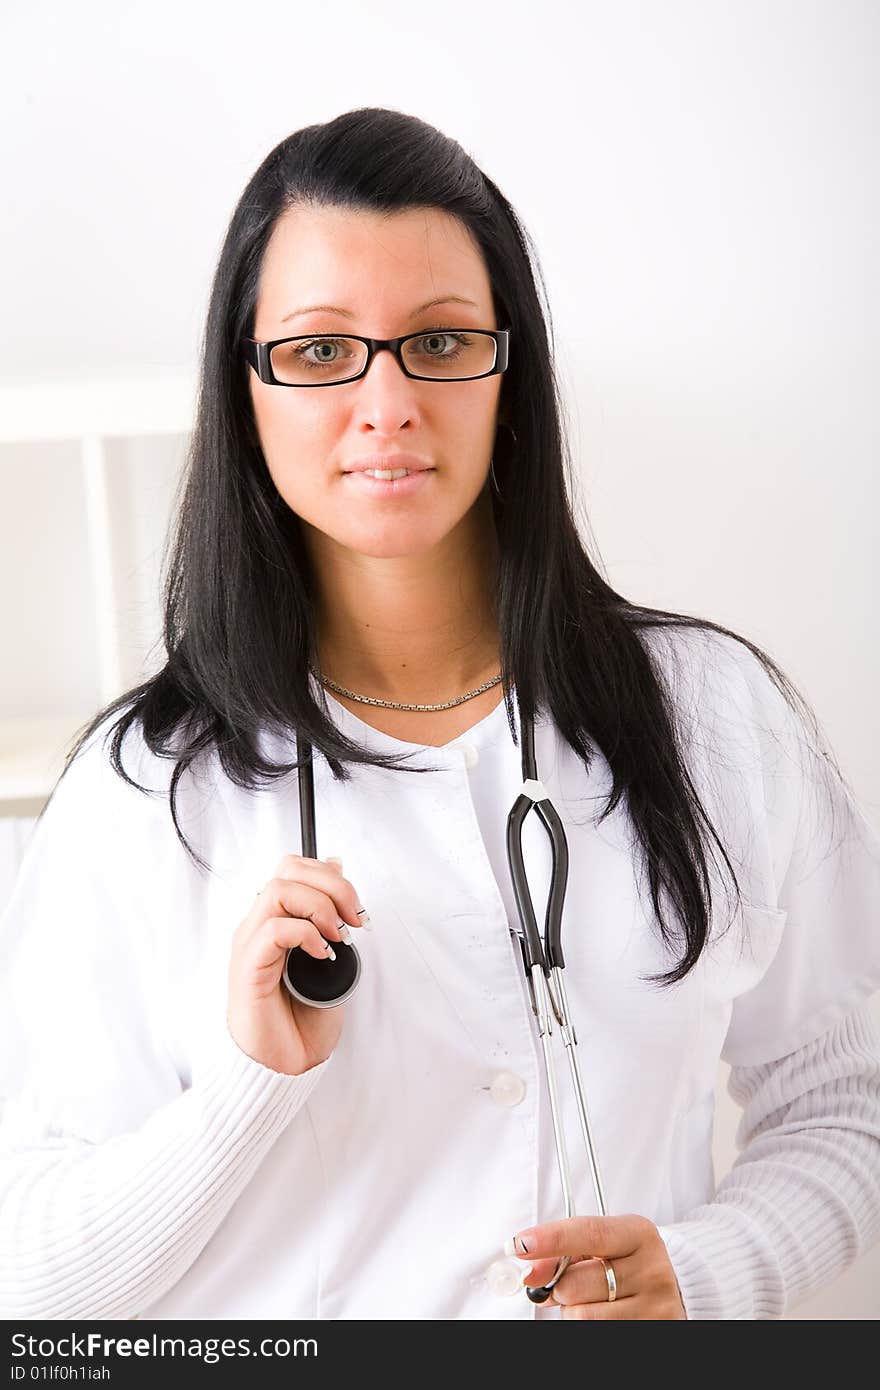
xmin=1 ymin=0 xmax=877 ymax=1319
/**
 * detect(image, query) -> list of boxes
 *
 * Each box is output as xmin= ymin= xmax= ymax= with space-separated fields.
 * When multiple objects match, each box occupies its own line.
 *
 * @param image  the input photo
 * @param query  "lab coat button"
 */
xmin=458 ymin=742 xmax=479 ymax=768
xmin=485 ymin=1256 xmax=525 ymax=1297
xmin=490 ymin=1071 xmax=526 ymax=1106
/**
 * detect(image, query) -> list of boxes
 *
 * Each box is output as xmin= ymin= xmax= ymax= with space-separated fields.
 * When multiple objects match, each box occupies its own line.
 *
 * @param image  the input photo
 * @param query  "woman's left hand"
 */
xmin=509 ymin=1214 xmax=688 ymax=1319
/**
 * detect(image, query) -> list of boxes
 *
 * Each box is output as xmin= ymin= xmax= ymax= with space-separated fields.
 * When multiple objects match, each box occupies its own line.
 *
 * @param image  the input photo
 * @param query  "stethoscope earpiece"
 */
xmin=525 ymin=1285 xmax=554 ymax=1304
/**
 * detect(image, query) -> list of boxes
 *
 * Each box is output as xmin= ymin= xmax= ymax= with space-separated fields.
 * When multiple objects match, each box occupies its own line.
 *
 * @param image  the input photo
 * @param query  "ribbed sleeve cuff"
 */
xmin=189 ymin=1020 xmax=335 ymax=1128
xmin=655 ymin=1214 xmax=757 ymax=1320
xmin=656 ymin=1006 xmax=880 ymax=1320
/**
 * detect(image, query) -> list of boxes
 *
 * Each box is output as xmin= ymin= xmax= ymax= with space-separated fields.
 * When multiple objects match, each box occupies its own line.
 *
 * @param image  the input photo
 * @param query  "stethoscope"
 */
xmin=282 ymin=700 xmax=608 ymax=1303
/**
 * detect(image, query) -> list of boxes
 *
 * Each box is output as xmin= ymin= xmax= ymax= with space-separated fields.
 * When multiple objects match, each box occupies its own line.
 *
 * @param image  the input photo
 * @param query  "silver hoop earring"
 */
xmin=489 ymin=423 xmax=517 ymax=498
xmin=489 ymin=455 xmax=502 ymax=497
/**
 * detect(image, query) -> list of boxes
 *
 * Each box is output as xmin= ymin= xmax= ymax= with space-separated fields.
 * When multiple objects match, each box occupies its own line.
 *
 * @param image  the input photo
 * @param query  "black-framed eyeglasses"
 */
xmin=241 ymin=327 xmax=510 ymax=387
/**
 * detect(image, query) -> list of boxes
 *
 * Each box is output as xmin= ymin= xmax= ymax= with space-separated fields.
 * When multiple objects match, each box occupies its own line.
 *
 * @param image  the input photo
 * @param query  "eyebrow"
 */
xmin=280 ymin=294 xmax=481 ymax=324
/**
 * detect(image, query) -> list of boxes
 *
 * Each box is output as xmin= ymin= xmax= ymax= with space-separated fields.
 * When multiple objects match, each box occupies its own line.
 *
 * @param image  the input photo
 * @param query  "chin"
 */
xmin=344 ymin=531 xmax=445 ymax=560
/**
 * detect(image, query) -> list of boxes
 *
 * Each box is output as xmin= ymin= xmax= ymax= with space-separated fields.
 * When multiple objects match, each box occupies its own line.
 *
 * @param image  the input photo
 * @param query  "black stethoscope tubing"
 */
xmin=282 ymin=703 xmax=608 ymax=1302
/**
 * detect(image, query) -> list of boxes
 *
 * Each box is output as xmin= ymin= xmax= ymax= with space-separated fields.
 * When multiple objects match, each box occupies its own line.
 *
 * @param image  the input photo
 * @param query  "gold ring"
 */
xmin=597 ymin=1256 xmax=617 ymax=1302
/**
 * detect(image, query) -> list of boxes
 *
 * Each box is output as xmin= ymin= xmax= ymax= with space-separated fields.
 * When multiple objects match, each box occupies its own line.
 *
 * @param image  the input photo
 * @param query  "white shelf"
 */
xmin=0 ymin=374 xmax=192 ymax=816
xmin=0 ymin=714 xmax=96 ymax=803
xmin=0 ymin=373 xmax=196 ymax=443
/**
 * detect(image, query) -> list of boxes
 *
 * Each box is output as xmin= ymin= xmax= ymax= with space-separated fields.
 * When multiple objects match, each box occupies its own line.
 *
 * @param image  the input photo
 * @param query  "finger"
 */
xmin=246 ymin=879 xmax=352 ymax=952
xmin=525 ymin=1256 xmax=620 ymax=1295
xmin=267 ymin=915 xmax=340 ymax=962
xmin=519 ymin=1255 xmax=567 ymax=1291
xmin=559 ymin=1296 xmax=641 ymax=1320
xmin=259 ymin=863 xmax=364 ymax=933
xmin=242 ymin=916 xmax=342 ymax=993
xmin=508 ymin=1213 xmax=648 ymax=1261
xmin=546 ymin=1255 xmax=636 ymax=1307
xmin=272 ymin=855 xmax=365 ymax=926
xmin=274 ymin=852 xmax=343 ymax=878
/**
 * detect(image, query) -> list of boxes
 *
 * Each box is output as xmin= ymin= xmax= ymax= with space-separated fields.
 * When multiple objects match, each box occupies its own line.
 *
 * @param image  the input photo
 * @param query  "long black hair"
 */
xmin=45 ymin=106 xmax=857 ymax=987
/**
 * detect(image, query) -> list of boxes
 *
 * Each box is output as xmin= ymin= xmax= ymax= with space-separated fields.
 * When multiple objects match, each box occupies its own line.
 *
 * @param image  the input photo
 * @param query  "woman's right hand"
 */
xmin=227 ymin=855 xmax=366 ymax=1076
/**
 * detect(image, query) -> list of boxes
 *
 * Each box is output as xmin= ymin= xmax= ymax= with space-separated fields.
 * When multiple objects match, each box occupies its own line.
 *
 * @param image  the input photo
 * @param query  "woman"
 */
xmin=1 ymin=107 xmax=879 ymax=1321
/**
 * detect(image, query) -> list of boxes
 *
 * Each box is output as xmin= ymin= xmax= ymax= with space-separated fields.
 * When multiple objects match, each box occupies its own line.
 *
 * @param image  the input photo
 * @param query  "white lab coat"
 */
xmin=1 ymin=626 xmax=879 ymax=1320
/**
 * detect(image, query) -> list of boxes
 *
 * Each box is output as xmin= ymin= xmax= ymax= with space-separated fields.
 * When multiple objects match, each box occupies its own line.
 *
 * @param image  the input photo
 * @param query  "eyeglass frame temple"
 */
xmin=240 ymin=328 xmax=510 ymax=386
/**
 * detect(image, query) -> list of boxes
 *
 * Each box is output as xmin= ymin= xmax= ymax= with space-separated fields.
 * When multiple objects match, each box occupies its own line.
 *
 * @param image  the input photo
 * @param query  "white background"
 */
xmin=1 ymin=0 xmax=877 ymax=1318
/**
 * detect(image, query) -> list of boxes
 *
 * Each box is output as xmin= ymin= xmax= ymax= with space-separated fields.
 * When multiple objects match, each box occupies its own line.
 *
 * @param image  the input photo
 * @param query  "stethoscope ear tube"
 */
xmin=510 ymin=699 xmax=606 ymax=1305
xmin=281 ymin=732 xmax=362 ymax=1009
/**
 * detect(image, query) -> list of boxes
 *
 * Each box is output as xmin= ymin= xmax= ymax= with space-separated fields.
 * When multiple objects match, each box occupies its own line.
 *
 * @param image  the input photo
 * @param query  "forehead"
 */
xmin=255 ymin=203 xmax=494 ymax=322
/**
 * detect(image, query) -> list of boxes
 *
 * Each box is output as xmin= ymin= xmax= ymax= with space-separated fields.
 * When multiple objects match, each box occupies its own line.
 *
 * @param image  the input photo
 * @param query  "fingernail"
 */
xmin=324 ymin=941 xmax=337 ymax=961
xmin=326 ymin=856 xmax=343 ymax=870
xmin=356 ymin=906 xmax=372 ymax=930
xmin=337 ymin=920 xmax=355 ymax=946
xmin=506 ymin=1233 xmax=532 ymax=1255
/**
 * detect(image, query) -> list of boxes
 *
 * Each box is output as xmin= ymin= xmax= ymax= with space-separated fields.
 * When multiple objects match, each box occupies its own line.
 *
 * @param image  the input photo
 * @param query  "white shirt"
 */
xmin=1 ymin=627 xmax=879 ymax=1319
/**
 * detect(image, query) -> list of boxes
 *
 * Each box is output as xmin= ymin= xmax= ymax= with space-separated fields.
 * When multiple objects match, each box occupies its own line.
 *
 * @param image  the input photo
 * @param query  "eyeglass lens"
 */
xmin=269 ymin=330 xmax=497 ymax=385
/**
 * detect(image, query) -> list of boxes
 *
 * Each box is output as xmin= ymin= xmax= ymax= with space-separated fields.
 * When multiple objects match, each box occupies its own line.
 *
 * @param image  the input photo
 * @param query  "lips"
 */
xmin=342 ymin=468 xmax=434 ymax=498
xmin=343 ymin=455 xmax=434 ymax=474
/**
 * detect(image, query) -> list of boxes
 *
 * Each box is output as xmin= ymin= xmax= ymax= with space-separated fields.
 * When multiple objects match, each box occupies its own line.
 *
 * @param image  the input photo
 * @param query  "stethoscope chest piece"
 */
xmin=283 ymin=938 xmax=362 ymax=1008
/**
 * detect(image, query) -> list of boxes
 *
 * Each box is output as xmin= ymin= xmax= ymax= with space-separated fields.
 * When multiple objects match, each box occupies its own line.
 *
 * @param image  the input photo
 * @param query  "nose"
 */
xmin=354 ymin=343 xmax=422 ymax=433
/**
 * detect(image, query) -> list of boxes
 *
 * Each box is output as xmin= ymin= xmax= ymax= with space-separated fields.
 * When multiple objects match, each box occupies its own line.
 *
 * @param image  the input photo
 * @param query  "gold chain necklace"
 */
xmin=313 ymin=668 xmax=504 ymax=712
